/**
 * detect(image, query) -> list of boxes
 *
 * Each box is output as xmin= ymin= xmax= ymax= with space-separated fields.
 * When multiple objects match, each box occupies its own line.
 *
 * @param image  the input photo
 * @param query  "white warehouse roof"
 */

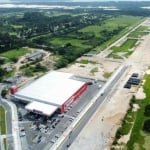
xmin=14 ymin=71 xmax=85 ymax=106
xmin=25 ymin=102 xmax=57 ymax=116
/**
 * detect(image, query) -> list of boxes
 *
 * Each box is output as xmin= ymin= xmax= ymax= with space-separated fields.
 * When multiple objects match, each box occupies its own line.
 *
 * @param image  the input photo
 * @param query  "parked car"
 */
xmin=124 ymin=83 xmax=131 ymax=89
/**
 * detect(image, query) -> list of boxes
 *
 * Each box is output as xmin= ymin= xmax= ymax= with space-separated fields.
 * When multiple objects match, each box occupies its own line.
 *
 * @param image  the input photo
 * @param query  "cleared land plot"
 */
xmin=0 ymin=106 xmax=6 ymax=135
xmin=108 ymin=39 xmax=137 ymax=58
xmin=59 ymin=56 xmax=120 ymax=80
xmin=126 ymin=75 xmax=150 ymax=150
xmin=50 ymin=38 xmax=91 ymax=49
xmin=128 ymin=26 xmax=149 ymax=38
xmin=0 ymin=48 xmax=30 ymax=61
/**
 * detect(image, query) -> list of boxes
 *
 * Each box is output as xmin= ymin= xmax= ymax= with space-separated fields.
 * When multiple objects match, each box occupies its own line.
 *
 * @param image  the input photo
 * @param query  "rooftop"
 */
xmin=25 ymin=102 xmax=57 ymax=116
xmin=14 ymin=71 xmax=85 ymax=106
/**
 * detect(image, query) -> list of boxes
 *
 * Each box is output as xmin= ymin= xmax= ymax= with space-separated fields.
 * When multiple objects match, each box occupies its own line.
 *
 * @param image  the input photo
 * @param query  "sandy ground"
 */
xmin=135 ymin=87 xmax=146 ymax=99
xmin=60 ymin=56 xmax=121 ymax=80
xmin=69 ymin=19 xmax=150 ymax=150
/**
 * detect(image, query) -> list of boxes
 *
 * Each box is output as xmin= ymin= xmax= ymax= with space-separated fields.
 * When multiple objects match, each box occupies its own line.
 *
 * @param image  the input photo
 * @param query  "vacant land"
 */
xmin=0 ymin=106 xmax=6 ymax=135
xmin=59 ymin=56 xmax=120 ymax=80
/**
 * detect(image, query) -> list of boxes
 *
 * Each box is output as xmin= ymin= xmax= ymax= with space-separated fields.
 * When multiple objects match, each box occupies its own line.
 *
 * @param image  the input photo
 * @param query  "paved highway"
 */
xmin=0 ymin=99 xmax=14 ymax=150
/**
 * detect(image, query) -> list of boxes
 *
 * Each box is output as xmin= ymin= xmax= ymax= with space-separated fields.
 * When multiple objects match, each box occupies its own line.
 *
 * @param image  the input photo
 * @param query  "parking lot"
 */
xmin=124 ymin=73 xmax=141 ymax=89
xmin=13 ymin=77 xmax=105 ymax=150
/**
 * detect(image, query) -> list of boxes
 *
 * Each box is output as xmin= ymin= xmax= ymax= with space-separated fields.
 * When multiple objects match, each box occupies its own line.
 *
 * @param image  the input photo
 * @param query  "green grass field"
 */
xmin=0 ymin=106 xmax=6 ymax=135
xmin=126 ymin=75 xmax=150 ymax=150
xmin=50 ymin=38 xmax=91 ymax=49
xmin=108 ymin=39 xmax=137 ymax=58
xmin=79 ymin=16 xmax=143 ymax=38
xmin=79 ymin=25 xmax=103 ymax=37
xmin=0 ymin=48 xmax=30 ymax=61
xmin=112 ymin=39 xmax=137 ymax=52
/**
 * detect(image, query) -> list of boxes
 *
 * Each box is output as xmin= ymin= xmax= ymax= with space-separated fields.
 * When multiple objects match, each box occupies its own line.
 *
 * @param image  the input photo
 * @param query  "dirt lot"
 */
xmin=69 ymin=19 xmax=150 ymax=150
xmin=59 ymin=56 xmax=121 ymax=80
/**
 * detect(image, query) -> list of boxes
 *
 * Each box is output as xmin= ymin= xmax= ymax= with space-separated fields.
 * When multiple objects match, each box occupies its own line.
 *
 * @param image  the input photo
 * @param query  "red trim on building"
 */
xmin=61 ymin=83 xmax=87 ymax=113
xmin=10 ymin=86 xmax=18 ymax=95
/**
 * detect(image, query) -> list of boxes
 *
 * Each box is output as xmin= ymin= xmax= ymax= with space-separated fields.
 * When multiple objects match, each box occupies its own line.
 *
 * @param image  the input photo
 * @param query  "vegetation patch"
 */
xmin=0 ymin=106 xmax=6 ymax=135
xmin=77 ymin=59 xmax=97 ymax=64
xmin=128 ymin=26 xmax=149 ymax=38
xmin=50 ymin=38 xmax=91 ymax=49
xmin=0 ymin=48 xmax=30 ymax=62
xmin=112 ymin=39 xmax=137 ymax=52
xmin=79 ymin=25 xmax=104 ymax=37
xmin=103 ymin=72 xmax=113 ymax=79
xmin=90 ymin=67 xmax=98 ymax=75
xmin=108 ymin=53 xmax=123 ymax=59
xmin=3 ymin=138 xmax=7 ymax=150
xmin=22 ymin=63 xmax=48 ymax=77
xmin=109 ymin=39 xmax=137 ymax=58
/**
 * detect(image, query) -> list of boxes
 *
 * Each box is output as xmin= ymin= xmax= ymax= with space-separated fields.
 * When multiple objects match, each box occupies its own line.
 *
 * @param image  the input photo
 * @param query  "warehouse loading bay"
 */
xmin=13 ymin=77 xmax=105 ymax=150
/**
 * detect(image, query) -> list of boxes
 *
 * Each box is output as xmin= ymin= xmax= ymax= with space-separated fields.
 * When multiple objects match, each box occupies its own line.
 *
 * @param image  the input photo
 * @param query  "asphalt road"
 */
xmin=0 ymin=85 xmax=14 ymax=150
xmin=0 ymin=84 xmax=22 ymax=150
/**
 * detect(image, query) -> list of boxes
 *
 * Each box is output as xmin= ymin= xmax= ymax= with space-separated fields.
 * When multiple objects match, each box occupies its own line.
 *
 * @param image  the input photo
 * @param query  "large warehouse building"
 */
xmin=13 ymin=71 xmax=87 ymax=116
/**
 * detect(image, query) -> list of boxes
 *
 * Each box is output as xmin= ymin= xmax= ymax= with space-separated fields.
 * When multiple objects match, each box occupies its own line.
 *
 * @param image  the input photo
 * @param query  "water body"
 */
xmin=0 ymin=4 xmax=119 ymax=10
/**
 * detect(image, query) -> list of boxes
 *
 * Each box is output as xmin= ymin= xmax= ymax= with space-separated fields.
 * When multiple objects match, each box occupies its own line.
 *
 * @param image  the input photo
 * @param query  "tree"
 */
xmin=1 ymin=89 xmax=8 ymax=98
xmin=143 ymin=119 xmax=150 ymax=133
xmin=0 ymin=58 xmax=5 ymax=64
xmin=144 ymin=105 xmax=150 ymax=117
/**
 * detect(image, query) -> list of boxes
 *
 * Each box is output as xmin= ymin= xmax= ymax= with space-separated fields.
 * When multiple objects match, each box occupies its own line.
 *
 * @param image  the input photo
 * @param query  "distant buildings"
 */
xmin=0 ymin=56 xmax=6 ymax=61
xmin=3 ymin=75 xmax=23 ymax=85
xmin=26 ymin=51 xmax=46 ymax=61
